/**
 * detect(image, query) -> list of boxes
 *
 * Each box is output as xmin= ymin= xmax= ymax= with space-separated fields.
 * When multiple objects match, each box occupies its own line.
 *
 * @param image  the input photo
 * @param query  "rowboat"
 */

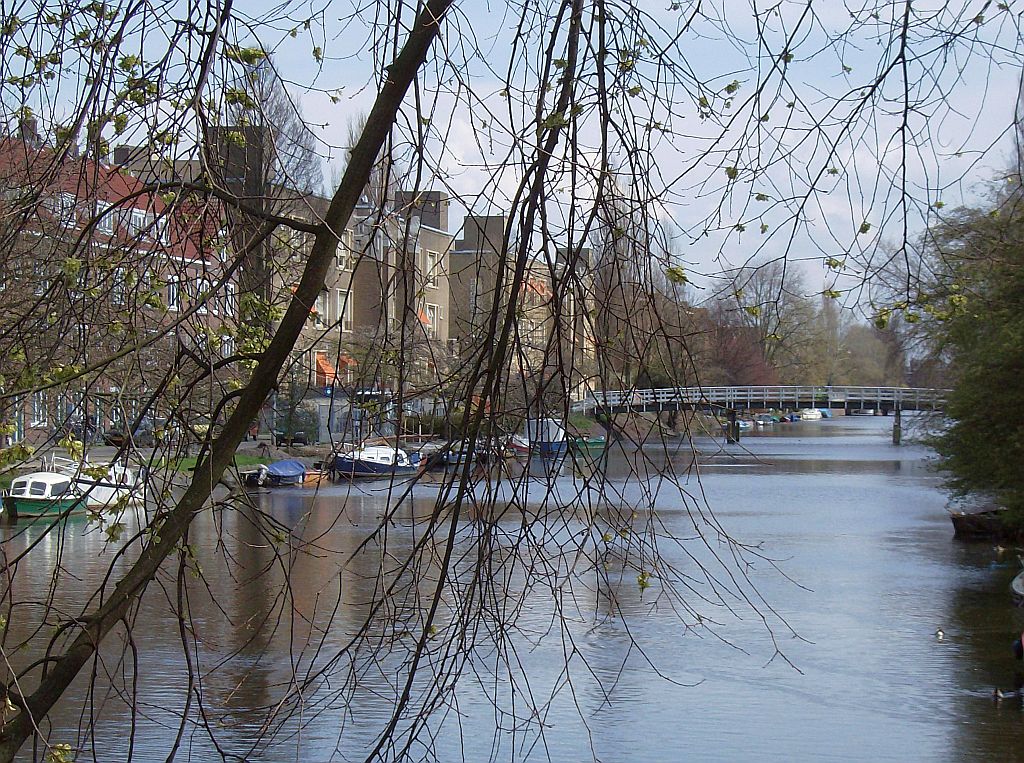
xmin=950 ymin=508 xmax=1007 ymax=540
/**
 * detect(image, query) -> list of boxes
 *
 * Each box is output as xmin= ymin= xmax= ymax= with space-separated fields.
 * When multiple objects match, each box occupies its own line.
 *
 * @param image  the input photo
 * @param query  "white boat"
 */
xmin=798 ymin=408 xmax=823 ymax=421
xmin=329 ymin=445 xmax=421 ymax=478
xmin=508 ymin=418 xmax=568 ymax=458
xmin=3 ymin=456 xmax=143 ymax=518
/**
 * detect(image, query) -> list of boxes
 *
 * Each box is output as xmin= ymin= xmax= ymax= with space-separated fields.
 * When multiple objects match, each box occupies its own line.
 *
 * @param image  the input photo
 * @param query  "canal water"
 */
xmin=5 ymin=415 xmax=1024 ymax=761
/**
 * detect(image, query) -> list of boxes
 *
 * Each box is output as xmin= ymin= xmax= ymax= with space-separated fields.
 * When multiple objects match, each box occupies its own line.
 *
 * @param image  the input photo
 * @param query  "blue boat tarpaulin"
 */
xmin=266 ymin=460 xmax=307 ymax=479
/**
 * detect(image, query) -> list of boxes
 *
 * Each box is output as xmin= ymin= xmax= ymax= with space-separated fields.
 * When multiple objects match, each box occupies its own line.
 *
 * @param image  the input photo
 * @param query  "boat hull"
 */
xmin=950 ymin=509 xmax=1010 ymax=541
xmin=330 ymin=457 xmax=420 ymax=478
xmin=509 ymin=440 xmax=568 ymax=458
xmin=3 ymin=465 xmax=140 ymax=519
xmin=2 ymin=495 xmax=85 ymax=518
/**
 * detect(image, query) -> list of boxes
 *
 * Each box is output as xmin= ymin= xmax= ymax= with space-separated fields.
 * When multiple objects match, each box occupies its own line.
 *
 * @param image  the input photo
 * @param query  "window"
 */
xmin=196 ymin=279 xmax=211 ymax=314
xmin=314 ymin=290 xmax=329 ymax=328
xmin=167 ymin=276 xmax=180 ymax=311
xmin=30 ymin=391 xmax=48 ymax=427
xmin=112 ymin=268 xmax=127 ymax=306
xmin=336 ymin=289 xmax=353 ymax=332
xmin=130 ymin=209 xmax=148 ymax=237
xmin=95 ymin=203 xmax=113 ymax=235
xmin=426 ymin=303 xmax=440 ymax=340
xmin=337 ymin=229 xmax=358 ymax=270
xmin=209 ymin=279 xmax=220 ymax=316
xmin=220 ymin=334 xmax=235 ymax=356
xmin=48 ymin=192 xmax=77 ymax=227
xmin=153 ymin=213 xmax=169 ymax=244
xmin=223 ymin=281 xmax=236 ymax=317
xmin=425 ymin=250 xmax=440 ymax=287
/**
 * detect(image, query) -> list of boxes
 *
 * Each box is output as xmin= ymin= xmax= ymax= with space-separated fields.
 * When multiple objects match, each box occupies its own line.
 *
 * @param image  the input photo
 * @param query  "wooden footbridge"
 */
xmin=574 ymin=385 xmax=947 ymax=415
xmin=573 ymin=385 xmax=948 ymax=444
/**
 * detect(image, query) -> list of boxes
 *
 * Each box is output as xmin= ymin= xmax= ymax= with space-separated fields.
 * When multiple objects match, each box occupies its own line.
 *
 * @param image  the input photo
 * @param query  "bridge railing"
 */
xmin=574 ymin=385 xmax=948 ymax=411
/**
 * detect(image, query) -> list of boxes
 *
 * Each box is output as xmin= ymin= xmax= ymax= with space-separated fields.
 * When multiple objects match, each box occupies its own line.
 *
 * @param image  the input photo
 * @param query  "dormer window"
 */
xmin=95 ymin=203 xmax=113 ymax=235
xmin=130 ymin=209 xmax=147 ymax=237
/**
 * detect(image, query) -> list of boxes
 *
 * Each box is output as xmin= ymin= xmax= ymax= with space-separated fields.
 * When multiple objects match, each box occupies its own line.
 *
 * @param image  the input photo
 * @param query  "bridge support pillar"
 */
xmin=892 ymin=407 xmax=902 ymax=446
xmin=726 ymin=409 xmax=739 ymax=444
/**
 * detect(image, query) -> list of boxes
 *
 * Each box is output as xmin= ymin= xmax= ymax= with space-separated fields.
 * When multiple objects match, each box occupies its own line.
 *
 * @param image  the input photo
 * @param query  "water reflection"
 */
xmin=3 ymin=416 xmax=1024 ymax=760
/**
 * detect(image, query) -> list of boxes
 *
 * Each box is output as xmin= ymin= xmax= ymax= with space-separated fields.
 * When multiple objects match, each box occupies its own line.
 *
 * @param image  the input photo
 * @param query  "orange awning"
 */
xmin=315 ymin=353 xmax=337 ymax=383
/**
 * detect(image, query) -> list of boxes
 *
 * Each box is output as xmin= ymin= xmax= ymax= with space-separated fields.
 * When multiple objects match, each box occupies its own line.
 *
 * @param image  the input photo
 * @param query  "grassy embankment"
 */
xmin=171 ymin=454 xmax=271 ymax=472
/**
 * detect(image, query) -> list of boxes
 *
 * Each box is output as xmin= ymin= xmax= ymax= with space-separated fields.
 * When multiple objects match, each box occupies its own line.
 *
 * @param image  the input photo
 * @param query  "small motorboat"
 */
xmin=2 ymin=456 xmax=142 ymax=518
xmin=329 ymin=445 xmax=421 ymax=478
xmin=798 ymin=408 xmax=823 ymax=421
xmin=243 ymin=459 xmax=307 ymax=487
xmin=569 ymin=435 xmax=607 ymax=453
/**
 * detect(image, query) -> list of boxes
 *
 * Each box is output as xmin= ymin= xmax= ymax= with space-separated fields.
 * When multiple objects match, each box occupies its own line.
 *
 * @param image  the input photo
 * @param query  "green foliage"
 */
xmin=664 ymin=265 xmax=689 ymax=285
xmin=928 ymin=200 xmax=1024 ymax=519
xmin=45 ymin=743 xmax=74 ymax=763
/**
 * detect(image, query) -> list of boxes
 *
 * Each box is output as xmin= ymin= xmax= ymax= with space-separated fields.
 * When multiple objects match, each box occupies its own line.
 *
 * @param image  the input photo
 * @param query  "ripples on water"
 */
xmin=5 ymin=415 xmax=1024 ymax=762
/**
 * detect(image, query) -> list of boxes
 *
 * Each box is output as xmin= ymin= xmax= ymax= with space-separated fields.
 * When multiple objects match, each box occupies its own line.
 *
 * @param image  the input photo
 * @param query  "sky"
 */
xmin=243 ymin=1 xmax=1023 ymax=308
xmin=10 ymin=0 xmax=1020 ymax=309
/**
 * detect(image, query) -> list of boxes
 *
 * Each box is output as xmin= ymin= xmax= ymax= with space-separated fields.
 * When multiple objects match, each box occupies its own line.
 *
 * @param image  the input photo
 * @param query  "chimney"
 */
xmin=395 ymin=190 xmax=449 ymax=231
xmin=114 ymin=144 xmax=141 ymax=168
xmin=18 ymin=116 xmax=40 ymax=148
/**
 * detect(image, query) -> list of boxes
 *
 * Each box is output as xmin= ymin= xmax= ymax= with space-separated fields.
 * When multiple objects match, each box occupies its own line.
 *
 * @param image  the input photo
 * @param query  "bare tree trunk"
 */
xmin=0 ymin=0 xmax=454 ymax=757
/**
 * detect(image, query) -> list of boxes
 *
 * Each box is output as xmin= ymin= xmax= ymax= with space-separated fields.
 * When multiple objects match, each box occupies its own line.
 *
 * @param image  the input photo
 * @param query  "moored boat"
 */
xmin=508 ymin=418 xmax=568 ymax=458
xmin=2 ymin=457 xmax=142 ymax=518
xmin=243 ymin=459 xmax=307 ymax=487
xmin=441 ymin=439 xmax=507 ymax=466
xmin=950 ymin=508 xmax=1008 ymax=540
xmin=329 ymin=445 xmax=421 ymax=478
xmin=569 ymin=435 xmax=607 ymax=453
xmin=798 ymin=408 xmax=823 ymax=421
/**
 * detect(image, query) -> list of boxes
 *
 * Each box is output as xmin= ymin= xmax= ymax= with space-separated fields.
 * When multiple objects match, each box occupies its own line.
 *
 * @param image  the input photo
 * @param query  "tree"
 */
xmin=912 ymin=196 xmax=1024 ymax=518
xmin=0 ymin=2 xmax=1020 ymax=760
xmin=710 ymin=261 xmax=822 ymax=383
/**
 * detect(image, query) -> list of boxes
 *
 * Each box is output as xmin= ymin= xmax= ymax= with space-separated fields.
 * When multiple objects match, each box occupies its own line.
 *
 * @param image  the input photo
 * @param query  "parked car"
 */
xmin=275 ymin=431 xmax=309 ymax=447
xmin=102 ymin=419 xmax=155 ymax=448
